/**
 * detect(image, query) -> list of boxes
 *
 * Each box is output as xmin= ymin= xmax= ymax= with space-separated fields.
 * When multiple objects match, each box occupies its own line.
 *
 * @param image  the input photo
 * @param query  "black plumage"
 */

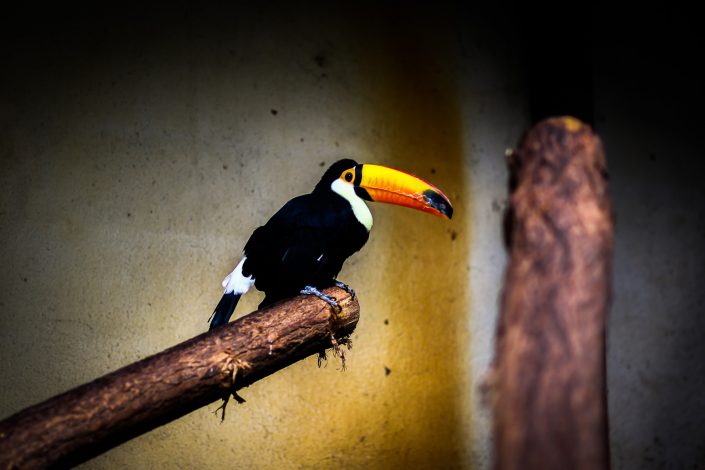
xmin=244 ymin=175 xmax=369 ymax=306
xmin=209 ymin=159 xmax=368 ymax=329
xmin=209 ymin=157 xmax=453 ymax=330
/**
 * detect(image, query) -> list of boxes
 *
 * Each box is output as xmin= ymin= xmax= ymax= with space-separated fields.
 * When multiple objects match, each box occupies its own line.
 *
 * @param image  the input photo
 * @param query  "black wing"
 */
xmin=242 ymin=193 xmax=369 ymax=302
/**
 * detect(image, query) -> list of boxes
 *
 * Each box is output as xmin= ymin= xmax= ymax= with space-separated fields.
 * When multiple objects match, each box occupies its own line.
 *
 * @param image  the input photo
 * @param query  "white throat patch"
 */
xmin=330 ymin=179 xmax=373 ymax=231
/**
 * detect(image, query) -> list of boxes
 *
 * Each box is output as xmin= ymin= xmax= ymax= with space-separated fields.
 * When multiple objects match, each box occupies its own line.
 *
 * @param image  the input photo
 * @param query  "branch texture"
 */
xmin=0 ymin=287 xmax=359 ymax=469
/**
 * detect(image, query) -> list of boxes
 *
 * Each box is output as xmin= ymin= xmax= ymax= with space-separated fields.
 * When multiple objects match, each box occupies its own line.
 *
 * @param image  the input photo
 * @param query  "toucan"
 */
xmin=209 ymin=158 xmax=453 ymax=330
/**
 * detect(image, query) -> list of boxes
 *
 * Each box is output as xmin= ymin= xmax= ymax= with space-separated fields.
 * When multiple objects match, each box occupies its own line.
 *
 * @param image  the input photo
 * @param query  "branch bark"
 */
xmin=492 ymin=117 xmax=613 ymax=470
xmin=0 ymin=287 xmax=359 ymax=469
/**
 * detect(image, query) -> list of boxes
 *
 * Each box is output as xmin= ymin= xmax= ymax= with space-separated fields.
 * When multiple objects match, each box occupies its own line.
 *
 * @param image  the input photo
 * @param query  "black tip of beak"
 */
xmin=423 ymin=190 xmax=453 ymax=219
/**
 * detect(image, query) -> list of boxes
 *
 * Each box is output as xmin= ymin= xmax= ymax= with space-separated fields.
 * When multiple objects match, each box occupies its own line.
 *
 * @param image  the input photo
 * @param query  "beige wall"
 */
xmin=0 ymin=4 xmax=521 ymax=468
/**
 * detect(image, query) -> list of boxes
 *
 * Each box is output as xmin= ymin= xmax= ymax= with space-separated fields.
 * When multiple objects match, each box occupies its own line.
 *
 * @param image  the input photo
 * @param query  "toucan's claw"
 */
xmin=333 ymin=280 xmax=356 ymax=300
xmin=301 ymin=285 xmax=342 ymax=312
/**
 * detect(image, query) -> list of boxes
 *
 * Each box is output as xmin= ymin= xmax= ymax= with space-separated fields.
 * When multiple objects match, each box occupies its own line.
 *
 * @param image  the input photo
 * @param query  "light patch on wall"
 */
xmin=0 ymin=3 xmax=475 ymax=469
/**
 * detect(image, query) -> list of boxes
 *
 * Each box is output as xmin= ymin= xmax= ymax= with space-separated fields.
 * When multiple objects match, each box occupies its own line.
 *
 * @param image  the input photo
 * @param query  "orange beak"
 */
xmin=356 ymin=164 xmax=453 ymax=219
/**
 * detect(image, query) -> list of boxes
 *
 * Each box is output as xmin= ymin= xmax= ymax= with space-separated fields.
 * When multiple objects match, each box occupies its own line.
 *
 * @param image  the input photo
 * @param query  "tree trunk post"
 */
xmin=492 ymin=117 xmax=613 ymax=470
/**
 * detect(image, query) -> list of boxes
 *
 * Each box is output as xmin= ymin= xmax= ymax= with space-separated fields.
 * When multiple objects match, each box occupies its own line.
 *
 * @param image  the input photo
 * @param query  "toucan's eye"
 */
xmin=344 ymin=172 xmax=353 ymax=182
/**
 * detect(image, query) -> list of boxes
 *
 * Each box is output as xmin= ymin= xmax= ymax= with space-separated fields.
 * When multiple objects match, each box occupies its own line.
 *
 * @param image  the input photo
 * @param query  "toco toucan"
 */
xmin=209 ymin=158 xmax=453 ymax=330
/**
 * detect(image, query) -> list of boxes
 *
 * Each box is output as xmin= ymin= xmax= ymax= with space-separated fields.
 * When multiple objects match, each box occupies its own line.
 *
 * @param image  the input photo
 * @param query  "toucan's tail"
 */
xmin=209 ymin=292 xmax=241 ymax=330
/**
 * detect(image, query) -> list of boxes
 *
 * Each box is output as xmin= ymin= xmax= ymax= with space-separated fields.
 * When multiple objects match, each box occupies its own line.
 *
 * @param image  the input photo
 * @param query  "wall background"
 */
xmin=1 ymin=4 xmax=702 ymax=469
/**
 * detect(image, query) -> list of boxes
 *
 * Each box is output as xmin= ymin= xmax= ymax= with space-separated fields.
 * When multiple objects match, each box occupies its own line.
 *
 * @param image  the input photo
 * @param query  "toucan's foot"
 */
xmin=333 ymin=280 xmax=356 ymax=300
xmin=301 ymin=285 xmax=341 ymax=312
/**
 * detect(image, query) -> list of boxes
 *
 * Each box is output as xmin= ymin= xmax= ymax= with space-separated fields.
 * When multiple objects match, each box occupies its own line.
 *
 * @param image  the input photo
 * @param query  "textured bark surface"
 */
xmin=493 ymin=117 xmax=613 ymax=470
xmin=0 ymin=287 xmax=358 ymax=469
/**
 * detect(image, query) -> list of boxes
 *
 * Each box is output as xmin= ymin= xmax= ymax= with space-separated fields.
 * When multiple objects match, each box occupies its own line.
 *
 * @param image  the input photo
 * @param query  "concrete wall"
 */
xmin=1 ymin=4 xmax=702 ymax=469
xmin=593 ymin=11 xmax=705 ymax=468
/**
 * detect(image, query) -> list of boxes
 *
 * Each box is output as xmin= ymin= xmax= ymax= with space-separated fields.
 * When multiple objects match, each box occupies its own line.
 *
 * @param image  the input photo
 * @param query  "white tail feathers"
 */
xmin=222 ymin=256 xmax=255 ymax=294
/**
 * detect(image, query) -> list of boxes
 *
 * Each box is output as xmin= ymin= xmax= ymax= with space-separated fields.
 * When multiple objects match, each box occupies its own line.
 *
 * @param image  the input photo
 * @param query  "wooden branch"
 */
xmin=0 ymin=287 xmax=359 ymax=469
xmin=492 ymin=117 xmax=613 ymax=470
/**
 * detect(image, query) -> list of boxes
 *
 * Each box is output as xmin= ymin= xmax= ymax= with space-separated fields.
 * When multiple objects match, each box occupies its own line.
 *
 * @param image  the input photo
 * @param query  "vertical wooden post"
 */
xmin=492 ymin=117 xmax=613 ymax=470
